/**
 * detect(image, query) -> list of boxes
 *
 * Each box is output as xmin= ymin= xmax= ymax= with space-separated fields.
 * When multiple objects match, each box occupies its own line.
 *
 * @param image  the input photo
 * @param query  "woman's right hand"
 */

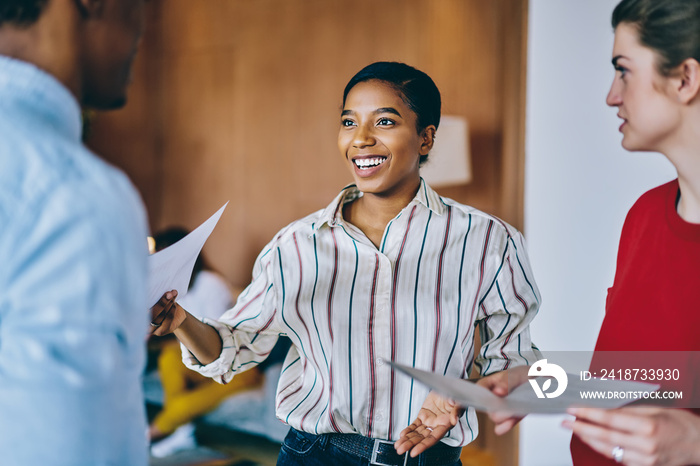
xmin=149 ymin=290 xmax=186 ymax=336
xmin=148 ymin=290 xmax=223 ymax=365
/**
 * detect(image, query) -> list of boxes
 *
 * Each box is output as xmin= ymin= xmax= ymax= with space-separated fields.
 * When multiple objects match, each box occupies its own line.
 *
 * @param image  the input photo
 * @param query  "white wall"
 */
xmin=520 ymin=1 xmax=677 ymax=465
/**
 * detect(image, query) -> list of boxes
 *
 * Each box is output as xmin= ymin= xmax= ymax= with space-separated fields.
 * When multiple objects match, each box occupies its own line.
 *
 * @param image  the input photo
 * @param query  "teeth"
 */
xmin=354 ymin=157 xmax=387 ymax=169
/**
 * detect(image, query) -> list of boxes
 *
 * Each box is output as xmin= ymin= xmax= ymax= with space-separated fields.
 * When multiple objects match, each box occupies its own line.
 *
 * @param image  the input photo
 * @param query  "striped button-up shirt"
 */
xmin=185 ymin=179 xmax=541 ymax=446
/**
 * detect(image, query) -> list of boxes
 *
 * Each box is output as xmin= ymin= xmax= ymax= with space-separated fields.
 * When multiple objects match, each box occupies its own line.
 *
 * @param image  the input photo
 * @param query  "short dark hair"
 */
xmin=0 ymin=0 xmax=49 ymax=27
xmin=342 ymin=62 xmax=441 ymax=165
xmin=612 ymin=0 xmax=700 ymax=76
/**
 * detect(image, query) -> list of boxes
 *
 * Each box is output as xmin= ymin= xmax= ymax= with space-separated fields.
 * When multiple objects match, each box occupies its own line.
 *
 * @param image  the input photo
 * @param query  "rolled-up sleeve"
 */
xmin=183 ymin=243 xmax=283 ymax=384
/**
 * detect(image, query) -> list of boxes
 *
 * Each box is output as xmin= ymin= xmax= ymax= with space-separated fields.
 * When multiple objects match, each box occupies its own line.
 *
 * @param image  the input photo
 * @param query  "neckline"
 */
xmin=666 ymin=179 xmax=700 ymax=242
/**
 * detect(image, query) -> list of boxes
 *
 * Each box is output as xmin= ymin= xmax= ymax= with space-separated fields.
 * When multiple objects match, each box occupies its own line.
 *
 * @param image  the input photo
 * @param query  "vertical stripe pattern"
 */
xmin=183 ymin=179 xmax=541 ymax=447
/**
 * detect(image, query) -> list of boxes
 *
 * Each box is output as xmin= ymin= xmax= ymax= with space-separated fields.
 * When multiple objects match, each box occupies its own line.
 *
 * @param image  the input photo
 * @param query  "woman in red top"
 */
xmin=564 ymin=0 xmax=700 ymax=465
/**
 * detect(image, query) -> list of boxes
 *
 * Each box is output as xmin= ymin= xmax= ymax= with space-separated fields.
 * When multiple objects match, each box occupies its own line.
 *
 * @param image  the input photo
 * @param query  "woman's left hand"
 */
xmin=564 ymin=406 xmax=700 ymax=465
xmin=394 ymin=391 xmax=464 ymax=457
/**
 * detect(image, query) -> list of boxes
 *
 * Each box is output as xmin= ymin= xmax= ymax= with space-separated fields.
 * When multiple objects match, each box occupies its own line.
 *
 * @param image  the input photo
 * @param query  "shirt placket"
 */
xmin=370 ymin=211 xmax=407 ymax=440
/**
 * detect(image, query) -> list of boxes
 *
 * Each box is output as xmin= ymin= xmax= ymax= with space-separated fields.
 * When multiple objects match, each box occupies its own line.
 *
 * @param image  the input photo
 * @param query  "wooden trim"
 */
xmin=481 ymin=5 xmax=529 ymax=465
xmin=500 ymin=0 xmax=529 ymax=232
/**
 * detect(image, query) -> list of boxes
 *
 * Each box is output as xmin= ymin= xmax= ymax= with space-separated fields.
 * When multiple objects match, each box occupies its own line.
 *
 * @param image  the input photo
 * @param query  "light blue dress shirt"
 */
xmin=0 ymin=56 xmax=150 ymax=465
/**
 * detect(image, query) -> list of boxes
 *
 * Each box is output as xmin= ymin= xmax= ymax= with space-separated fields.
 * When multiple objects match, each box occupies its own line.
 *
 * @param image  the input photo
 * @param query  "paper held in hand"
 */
xmin=147 ymin=203 xmax=228 ymax=308
xmin=388 ymin=361 xmax=660 ymax=415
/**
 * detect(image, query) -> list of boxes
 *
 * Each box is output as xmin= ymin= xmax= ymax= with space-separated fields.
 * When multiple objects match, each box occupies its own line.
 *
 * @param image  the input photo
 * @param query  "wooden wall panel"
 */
xmin=88 ymin=0 xmax=525 ymax=285
xmin=88 ymin=0 xmax=527 ymax=285
xmin=500 ymin=0 xmax=529 ymax=232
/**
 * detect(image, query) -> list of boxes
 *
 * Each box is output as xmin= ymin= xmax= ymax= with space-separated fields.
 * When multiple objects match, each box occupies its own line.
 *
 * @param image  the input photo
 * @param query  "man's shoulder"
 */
xmin=0 ymin=131 xmax=147 ymax=263
xmin=0 ymin=129 xmax=140 ymax=215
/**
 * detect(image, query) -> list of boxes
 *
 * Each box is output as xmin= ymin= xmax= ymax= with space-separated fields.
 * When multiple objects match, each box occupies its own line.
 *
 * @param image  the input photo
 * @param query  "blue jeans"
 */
xmin=276 ymin=428 xmax=462 ymax=466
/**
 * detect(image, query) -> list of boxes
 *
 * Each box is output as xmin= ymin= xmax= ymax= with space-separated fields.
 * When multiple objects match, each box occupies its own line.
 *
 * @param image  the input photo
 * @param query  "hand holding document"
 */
xmin=147 ymin=203 xmax=228 ymax=308
xmin=388 ymin=361 xmax=660 ymax=415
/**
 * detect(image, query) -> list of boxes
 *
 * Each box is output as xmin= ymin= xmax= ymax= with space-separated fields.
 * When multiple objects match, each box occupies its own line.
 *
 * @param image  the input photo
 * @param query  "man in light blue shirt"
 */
xmin=0 ymin=0 xmax=149 ymax=464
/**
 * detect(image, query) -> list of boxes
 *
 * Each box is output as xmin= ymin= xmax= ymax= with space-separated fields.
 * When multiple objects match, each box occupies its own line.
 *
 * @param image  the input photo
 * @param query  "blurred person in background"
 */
xmin=147 ymin=227 xmax=263 ymax=458
xmin=0 ymin=0 xmax=150 ymax=465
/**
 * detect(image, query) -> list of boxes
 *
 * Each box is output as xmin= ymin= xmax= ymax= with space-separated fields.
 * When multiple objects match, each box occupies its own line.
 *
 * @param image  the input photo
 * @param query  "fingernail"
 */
xmin=566 ymin=408 xmax=578 ymax=415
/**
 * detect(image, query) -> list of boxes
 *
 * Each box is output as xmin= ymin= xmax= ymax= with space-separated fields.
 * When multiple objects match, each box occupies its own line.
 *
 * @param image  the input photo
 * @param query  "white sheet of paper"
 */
xmin=388 ymin=361 xmax=660 ymax=415
xmin=147 ymin=203 xmax=228 ymax=308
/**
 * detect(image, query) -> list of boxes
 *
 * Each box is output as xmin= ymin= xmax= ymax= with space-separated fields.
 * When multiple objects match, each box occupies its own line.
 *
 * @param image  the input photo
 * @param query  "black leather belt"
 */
xmin=327 ymin=433 xmax=462 ymax=466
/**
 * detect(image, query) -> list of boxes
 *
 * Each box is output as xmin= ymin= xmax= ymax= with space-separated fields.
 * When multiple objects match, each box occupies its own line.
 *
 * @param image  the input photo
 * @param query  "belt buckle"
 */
xmin=370 ymin=439 xmax=408 ymax=466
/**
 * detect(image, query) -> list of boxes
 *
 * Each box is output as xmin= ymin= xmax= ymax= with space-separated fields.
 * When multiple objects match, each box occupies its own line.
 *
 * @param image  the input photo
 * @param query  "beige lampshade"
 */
xmin=421 ymin=115 xmax=472 ymax=188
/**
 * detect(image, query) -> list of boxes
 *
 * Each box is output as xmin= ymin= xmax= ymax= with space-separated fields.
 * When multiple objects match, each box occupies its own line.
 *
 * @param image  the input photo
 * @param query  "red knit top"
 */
xmin=571 ymin=179 xmax=700 ymax=465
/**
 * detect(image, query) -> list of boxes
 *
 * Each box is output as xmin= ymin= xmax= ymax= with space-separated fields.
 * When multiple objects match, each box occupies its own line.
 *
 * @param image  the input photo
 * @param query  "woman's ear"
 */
xmin=419 ymin=125 xmax=437 ymax=155
xmin=676 ymin=58 xmax=700 ymax=104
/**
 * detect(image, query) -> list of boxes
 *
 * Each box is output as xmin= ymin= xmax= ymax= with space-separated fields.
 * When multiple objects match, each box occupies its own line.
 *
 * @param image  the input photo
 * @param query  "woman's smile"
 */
xmin=338 ymin=79 xmax=428 ymax=197
xmin=352 ymin=155 xmax=389 ymax=177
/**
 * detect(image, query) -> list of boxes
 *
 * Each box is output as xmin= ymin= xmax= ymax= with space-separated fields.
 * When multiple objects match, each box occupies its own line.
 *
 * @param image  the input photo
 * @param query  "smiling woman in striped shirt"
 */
xmin=151 ymin=61 xmax=542 ymax=466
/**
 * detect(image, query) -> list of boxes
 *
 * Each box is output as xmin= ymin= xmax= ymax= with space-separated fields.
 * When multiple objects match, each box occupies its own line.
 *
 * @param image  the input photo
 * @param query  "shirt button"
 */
xmin=376 ymin=411 xmax=384 ymax=421
xmin=376 ymin=357 xmax=384 ymax=366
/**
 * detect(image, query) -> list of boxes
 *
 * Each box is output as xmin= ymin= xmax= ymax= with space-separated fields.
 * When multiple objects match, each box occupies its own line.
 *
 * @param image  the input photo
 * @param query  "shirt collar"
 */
xmin=414 ymin=177 xmax=447 ymax=215
xmin=314 ymin=178 xmax=446 ymax=231
xmin=0 ymin=55 xmax=82 ymax=143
